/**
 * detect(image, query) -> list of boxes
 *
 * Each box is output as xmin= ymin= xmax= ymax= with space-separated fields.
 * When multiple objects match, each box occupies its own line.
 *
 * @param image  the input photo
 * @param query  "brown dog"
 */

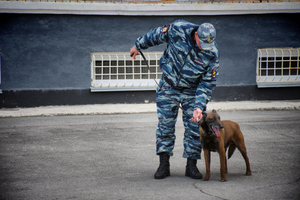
xmin=199 ymin=110 xmax=251 ymax=181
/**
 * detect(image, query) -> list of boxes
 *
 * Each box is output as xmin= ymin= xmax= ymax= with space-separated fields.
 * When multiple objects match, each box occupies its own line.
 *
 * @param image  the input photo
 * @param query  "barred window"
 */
xmin=256 ymin=47 xmax=300 ymax=88
xmin=91 ymin=52 xmax=163 ymax=92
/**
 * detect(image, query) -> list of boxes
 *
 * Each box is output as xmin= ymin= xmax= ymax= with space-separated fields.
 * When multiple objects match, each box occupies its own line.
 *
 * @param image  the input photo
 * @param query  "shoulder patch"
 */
xmin=212 ymin=67 xmax=217 ymax=78
xmin=161 ymin=25 xmax=169 ymax=33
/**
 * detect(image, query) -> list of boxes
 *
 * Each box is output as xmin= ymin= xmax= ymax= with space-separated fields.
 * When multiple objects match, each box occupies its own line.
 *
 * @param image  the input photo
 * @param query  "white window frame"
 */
xmin=90 ymin=52 xmax=163 ymax=92
xmin=256 ymin=47 xmax=300 ymax=88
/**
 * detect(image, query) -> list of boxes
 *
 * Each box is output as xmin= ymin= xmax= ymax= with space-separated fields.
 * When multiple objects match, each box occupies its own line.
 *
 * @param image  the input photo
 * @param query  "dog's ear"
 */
xmin=212 ymin=109 xmax=217 ymax=113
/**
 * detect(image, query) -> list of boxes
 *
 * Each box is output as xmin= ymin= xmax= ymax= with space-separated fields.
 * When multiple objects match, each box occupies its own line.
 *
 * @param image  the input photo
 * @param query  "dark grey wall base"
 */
xmin=0 ymin=89 xmax=156 ymax=108
xmin=212 ymin=86 xmax=300 ymax=101
xmin=1 ymin=86 xmax=299 ymax=108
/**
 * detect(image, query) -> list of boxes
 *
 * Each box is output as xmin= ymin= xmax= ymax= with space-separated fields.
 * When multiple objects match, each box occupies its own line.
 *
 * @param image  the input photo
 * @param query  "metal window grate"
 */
xmin=256 ymin=47 xmax=300 ymax=88
xmin=91 ymin=52 xmax=163 ymax=92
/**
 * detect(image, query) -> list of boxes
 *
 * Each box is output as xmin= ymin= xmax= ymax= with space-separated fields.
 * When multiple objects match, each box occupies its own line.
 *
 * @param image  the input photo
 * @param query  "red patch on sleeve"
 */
xmin=161 ymin=26 xmax=169 ymax=33
xmin=212 ymin=67 xmax=217 ymax=78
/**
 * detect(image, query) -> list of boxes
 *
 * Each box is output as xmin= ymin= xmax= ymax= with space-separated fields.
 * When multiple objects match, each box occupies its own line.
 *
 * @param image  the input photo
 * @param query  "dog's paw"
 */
xmin=220 ymin=179 xmax=227 ymax=182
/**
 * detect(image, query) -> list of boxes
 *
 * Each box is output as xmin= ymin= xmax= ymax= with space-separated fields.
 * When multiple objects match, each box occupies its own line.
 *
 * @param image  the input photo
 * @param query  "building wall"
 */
xmin=0 ymin=13 xmax=299 ymax=107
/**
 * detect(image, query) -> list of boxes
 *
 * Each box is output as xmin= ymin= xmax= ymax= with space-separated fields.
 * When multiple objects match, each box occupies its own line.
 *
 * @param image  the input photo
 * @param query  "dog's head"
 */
xmin=199 ymin=110 xmax=224 ymax=137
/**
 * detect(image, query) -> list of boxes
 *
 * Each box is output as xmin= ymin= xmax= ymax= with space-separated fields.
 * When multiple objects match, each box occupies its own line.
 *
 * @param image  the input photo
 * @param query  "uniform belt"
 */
xmin=163 ymin=74 xmax=189 ymax=91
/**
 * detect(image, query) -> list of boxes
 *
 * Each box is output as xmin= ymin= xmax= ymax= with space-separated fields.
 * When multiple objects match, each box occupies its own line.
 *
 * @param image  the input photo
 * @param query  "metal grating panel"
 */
xmin=91 ymin=52 xmax=163 ymax=92
xmin=256 ymin=47 xmax=300 ymax=88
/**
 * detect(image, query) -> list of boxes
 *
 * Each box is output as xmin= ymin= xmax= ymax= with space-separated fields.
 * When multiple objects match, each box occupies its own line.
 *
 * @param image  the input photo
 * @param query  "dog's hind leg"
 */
xmin=238 ymin=145 xmax=251 ymax=176
xmin=235 ymin=131 xmax=252 ymax=176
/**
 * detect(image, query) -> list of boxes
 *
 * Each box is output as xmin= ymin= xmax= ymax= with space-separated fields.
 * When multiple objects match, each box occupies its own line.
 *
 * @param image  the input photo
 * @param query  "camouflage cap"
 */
xmin=197 ymin=23 xmax=216 ymax=51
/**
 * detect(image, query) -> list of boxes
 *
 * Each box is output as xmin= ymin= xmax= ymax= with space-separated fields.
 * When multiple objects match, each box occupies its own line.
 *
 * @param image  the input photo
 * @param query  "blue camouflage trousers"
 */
xmin=156 ymin=77 xmax=202 ymax=160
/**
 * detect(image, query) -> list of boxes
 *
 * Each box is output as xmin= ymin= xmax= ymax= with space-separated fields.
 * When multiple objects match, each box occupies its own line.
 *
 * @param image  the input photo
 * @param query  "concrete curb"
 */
xmin=0 ymin=100 xmax=299 ymax=118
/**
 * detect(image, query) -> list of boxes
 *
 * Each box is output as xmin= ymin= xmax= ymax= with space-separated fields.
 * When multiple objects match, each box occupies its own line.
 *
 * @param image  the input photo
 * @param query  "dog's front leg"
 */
xmin=218 ymin=141 xmax=227 ymax=182
xmin=203 ymin=149 xmax=211 ymax=181
xmin=219 ymin=149 xmax=227 ymax=181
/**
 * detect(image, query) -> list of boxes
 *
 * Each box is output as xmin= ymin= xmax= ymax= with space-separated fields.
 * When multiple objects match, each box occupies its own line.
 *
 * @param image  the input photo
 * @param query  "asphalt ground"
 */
xmin=0 ymin=107 xmax=300 ymax=200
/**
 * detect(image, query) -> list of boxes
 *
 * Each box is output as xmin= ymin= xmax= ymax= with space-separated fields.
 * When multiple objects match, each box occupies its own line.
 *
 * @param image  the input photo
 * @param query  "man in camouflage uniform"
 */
xmin=130 ymin=20 xmax=219 ymax=179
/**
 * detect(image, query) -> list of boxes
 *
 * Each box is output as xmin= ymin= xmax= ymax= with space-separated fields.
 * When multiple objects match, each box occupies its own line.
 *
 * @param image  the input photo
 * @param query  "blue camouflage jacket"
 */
xmin=134 ymin=20 xmax=219 ymax=111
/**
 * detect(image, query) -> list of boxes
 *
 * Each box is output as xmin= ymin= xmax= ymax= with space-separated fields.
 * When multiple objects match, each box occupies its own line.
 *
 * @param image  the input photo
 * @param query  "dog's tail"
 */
xmin=228 ymin=144 xmax=236 ymax=159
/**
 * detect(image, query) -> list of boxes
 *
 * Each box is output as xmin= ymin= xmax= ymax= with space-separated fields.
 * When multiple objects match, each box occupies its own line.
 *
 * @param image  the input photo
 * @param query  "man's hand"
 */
xmin=130 ymin=47 xmax=139 ymax=60
xmin=190 ymin=108 xmax=203 ymax=123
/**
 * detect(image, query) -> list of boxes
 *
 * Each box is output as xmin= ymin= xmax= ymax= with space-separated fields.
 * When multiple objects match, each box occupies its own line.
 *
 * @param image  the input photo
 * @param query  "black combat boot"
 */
xmin=185 ymin=158 xmax=203 ymax=179
xmin=154 ymin=153 xmax=170 ymax=179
